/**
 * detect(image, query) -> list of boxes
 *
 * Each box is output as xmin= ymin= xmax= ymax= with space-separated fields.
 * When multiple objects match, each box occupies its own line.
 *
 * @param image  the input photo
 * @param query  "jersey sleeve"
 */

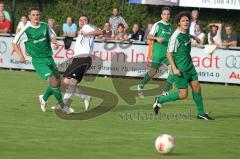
xmin=48 ymin=27 xmax=57 ymax=39
xmin=12 ymin=24 xmax=29 ymax=44
xmin=82 ymin=24 xmax=96 ymax=32
xmin=149 ymin=22 xmax=159 ymax=36
xmin=167 ymin=31 xmax=179 ymax=53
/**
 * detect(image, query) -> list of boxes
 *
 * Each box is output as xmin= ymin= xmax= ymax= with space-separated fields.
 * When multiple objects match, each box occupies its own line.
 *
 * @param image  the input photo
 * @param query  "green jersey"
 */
xmin=150 ymin=20 xmax=173 ymax=57
xmin=167 ymin=28 xmax=194 ymax=72
xmin=13 ymin=22 xmax=56 ymax=58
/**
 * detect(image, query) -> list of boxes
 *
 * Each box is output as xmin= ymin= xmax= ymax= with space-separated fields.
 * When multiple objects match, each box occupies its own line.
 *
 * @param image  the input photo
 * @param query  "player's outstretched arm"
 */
xmin=12 ymin=43 xmax=25 ymax=63
xmin=81 ymin=28 xmax=102 ymax=36
xmin=166 ymin=52 xmax=180 ymax=76
xmin=190 ymin=34 xmax=201 ymax=44
xmin=147 ymin=34 xmax=164 ymax=43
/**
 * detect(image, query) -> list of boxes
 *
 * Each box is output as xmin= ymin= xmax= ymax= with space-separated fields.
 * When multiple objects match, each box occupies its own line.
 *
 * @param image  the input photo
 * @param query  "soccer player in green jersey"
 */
xmin=12 ymin=7 xmax=71 ymax=114
xmin=138 ymin=7 xmax=174 ymax=98
xmin=153 ymin=11 xmax=214 ymax=120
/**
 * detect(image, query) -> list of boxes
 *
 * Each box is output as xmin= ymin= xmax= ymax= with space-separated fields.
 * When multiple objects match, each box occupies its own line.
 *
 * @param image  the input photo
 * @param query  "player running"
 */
xmin=153 ymin=11 xmax=214 ymax=120
xmin=138 ymin=7 xmax=174 ymax=98
xmin=52 ymin=15 xmax=102 ymax=112
xmin=12 ymin=7 xmax=71 ymax=114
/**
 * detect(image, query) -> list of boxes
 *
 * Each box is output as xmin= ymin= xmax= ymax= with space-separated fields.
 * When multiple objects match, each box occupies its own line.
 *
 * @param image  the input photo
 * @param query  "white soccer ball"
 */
xmin=155 ymin=134 xmax=175 ymax=154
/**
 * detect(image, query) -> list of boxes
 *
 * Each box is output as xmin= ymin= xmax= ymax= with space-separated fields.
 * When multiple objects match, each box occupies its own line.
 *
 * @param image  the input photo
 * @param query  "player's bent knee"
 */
xmin=49 ymin=76 xmax=61 ymax=88
xmin=149 ymin=69 xmax=157 ymax=77
xmin=192 ymin=84 xmax=201 ymax=92
xmin=179 ymin=92 xmax=188 ymax=100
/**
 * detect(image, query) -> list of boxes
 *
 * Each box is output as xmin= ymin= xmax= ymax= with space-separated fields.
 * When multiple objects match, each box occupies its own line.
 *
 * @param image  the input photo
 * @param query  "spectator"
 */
xmin=190 ymin=10 xmax=203 ymax=36
xmin=114 ymin=23 xmax=128 ymax=41
xmin=0 ymin=11 xmax=11 ymax=33
xmin=143 ymin=23 xmax=153 ymax=41
xmin=109 ymin=8 xmax=128 ymax=34
xmin=99 ymin=22 xmax=114 ymax=40
xmin=62 ymin=16 xmax=77 ymax=49
xmin=16 ymin=15 xmax=30 ymax=33
xmin=223 ymin=24 xmax=238 ymax=48
xmin=191 ymin=23 xmax=205 ymax=46
xmin=62 ymin=16 xmax=77 ymax=37
xmin=48 ymin=18 xmax=59 ymax=36
xmin=207 ymin=23 xmax=222 ymax=47
xmin=128 ymin=23 xmax=144 ymax=41
xmin=0 ymin=2 xmax=11 ymax=22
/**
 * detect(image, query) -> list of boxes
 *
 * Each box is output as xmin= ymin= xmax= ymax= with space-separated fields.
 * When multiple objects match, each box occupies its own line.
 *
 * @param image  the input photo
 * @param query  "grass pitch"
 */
xmin=0 ymin=70 xmax=239 ymax=159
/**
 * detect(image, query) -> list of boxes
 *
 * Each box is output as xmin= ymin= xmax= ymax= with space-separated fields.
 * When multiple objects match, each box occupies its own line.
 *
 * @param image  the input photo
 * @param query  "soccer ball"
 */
xmin=155 ymin=134 xmax=175 ymax=154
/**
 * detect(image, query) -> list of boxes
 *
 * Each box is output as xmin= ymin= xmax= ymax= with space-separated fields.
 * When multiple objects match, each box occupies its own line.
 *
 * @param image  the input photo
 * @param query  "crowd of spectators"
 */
xmin=0 ymin=2 xmax=11 ymax=33
xmin=0 ymin=1 xmax=239 ymax=47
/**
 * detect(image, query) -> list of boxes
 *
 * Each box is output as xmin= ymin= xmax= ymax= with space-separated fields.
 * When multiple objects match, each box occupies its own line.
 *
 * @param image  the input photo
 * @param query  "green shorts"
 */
xmin=151 ymin=55 xmax=169 ymax=69
xmin=32 ymin=57 xmax=60 ymax=80
xmin=174 ymin=70 xmax=198 ymax=89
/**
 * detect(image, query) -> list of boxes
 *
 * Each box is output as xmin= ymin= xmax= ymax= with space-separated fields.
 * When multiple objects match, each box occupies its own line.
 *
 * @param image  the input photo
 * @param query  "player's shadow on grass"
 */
xmin=213 ymin=115 xmax=240 ymax=119
xmin=55 ymin=85 xmax=118 ymax=120
xmin=111 ymin=104 xmax=151 ymax=112
xmin=203 ymin=97 xmax=240 ymax=100
xmin=110 ymin=53 xmax=168 ymax=105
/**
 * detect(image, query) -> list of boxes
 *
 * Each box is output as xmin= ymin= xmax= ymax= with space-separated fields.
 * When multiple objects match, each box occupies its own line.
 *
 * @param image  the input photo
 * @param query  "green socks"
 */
xmin=43 ymin=86 xmax=53 ymax=102
xmin=139 ymin=73 xmax=152 ymax=89
xmin=192 ymin=92 xmax=205 ymax=116
xmin=158 ymin=92 xmax=180 ymax=104
xmin=42 ymin=86 xmax=65 ymax=108
xmin=157 ymin=90 xmax=205 ymax=116
xmin=52 ymin=87 xmax=65 ymax=108
xmin=163 ymin=74 xmax=174 ymax=92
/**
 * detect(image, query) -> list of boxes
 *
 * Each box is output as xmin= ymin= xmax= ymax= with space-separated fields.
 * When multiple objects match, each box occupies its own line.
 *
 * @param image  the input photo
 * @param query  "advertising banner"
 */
xmin=1 ymin=36 xmax=240 ymax=84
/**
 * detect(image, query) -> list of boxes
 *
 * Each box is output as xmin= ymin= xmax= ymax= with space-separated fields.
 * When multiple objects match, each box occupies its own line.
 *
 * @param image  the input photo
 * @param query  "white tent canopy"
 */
xmin=129 ymin=0 xmax=240 ymax=10
xmin=129 ymin=0 xmax=179 ymax=6
xmin=179 ymin=0 xmax=240 ymax=10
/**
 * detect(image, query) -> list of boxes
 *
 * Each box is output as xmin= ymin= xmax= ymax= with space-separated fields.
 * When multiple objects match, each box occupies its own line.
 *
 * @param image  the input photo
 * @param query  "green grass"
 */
xmin=0 ymin=70 xmax=240 ymax=159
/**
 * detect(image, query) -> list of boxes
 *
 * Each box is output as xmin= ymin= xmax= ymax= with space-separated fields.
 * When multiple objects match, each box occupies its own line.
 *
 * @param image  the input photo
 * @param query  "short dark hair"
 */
xmin=28 ymin=7 xmax=40 ymax=15
xmin=21 ymin=15 xmax=28 ymax=18
xmin=175 ymin=11 xmax=191 ymax=25
xmin=162 ymin=6 xmax=171 ymax=13
xmin=133 ymin=23 xmax=139 ymax=27
xmin=117 ymin=23 xmax=125 ymax=29
xmin=80 ymin=15 xmax=90 ymax=23
xmin=104 ymin=21 xmax=110 ymax=24
xmin=113 ymin=8 xmax=119 ymax=11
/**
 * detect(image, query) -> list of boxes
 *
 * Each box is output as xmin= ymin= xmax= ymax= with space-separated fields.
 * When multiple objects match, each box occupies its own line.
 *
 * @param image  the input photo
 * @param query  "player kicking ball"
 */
xmin=153 ymin=11 xmax=214 ymax=120
xmin=138 ymin=7 xmax=175 ymax=98
xmin=12 ymin=7 xmax=72 ymax=114
xmin=51 ymin=15 xmax=102 ymax=112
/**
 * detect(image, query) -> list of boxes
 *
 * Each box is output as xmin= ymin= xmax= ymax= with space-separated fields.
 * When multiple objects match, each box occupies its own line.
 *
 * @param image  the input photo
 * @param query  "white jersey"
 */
xmin=74 ymin=24 xmax=96 ymax=57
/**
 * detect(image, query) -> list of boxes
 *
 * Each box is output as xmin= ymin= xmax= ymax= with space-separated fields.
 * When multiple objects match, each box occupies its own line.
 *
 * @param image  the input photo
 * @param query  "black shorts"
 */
xmin=63 ymin=56 xmax=92 ymax=82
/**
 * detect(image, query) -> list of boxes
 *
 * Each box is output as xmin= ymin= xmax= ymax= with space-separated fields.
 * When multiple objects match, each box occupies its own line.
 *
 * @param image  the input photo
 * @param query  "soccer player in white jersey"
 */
xmin=53 ymin=16 xmax=102 ymax=112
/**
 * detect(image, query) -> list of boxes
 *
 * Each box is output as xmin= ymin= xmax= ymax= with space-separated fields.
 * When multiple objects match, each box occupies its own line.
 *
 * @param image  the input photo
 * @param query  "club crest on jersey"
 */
xmin=184 ymin=40 xmax=191 ymax=46
xmin=162 ymin=30 xmax=172 ymax=35
xmin=33 ymin=37 xmax=46 ymax=44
